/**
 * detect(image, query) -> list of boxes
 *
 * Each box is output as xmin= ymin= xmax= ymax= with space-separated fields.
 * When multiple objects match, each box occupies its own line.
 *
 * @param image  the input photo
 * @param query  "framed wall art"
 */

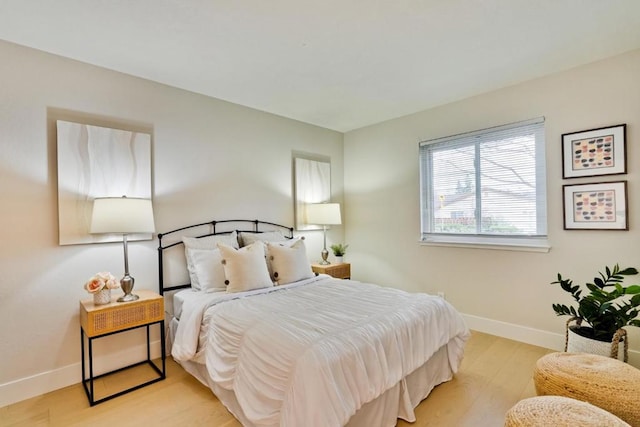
xmin=561 ymin=124 xmax=626 ymax=179
xmin=57 ymin=120 xmax=152 ymax=245
xmin=563 ymin=181 xmax=628 ymax=230
xmin=293 ymin=156 xmax=331 ymax=231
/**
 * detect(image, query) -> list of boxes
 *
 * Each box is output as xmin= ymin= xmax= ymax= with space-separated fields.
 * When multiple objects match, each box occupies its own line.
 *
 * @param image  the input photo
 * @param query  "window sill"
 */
xmin=420 ymin=235 xmax=550 ymax=253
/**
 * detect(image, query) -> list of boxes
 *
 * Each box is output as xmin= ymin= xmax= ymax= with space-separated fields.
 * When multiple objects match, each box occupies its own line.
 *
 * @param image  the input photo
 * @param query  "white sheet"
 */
xmin=172 ymin=276 xmax=469 ymax=427
xmin=172 ymin=289 xmax=191 ymax=321
xmin=172 ymin=288 xmax=225 ymax=321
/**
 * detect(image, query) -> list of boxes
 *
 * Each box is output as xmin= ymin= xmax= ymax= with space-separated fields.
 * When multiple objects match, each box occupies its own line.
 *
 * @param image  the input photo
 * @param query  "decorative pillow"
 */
xmin=262 ymin=237 xmax=300 ymax=279
xmin=188 ymin=248 xmax=227 ymax=292
xmin=218 ymin=242 xmax=274 ymax=293
xmin=266 ymin=239 xmax=314 ymax=285
xmin=239 ymin=230 xmax=286 ymax=247
xmin=183 ymin=232 xmax=238 ymax=290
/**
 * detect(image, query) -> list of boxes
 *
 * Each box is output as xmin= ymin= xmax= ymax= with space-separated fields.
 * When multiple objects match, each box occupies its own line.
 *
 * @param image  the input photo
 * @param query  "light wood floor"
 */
xmin=1 ymin=331 xmax=552 ymax=427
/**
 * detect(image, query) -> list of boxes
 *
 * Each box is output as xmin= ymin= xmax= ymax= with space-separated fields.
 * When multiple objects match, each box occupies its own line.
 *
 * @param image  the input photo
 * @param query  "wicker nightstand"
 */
xmin=311 ymin=263 xmax=351 ymax=279
xmin=80 ymin=289 xmax=165 ymax=405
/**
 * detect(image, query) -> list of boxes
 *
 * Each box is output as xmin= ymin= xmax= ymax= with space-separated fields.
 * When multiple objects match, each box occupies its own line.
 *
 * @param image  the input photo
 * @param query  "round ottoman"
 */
xmin=505 ymin=396 xmax=630 ymax=427
xmin=533 ymin=352 xmax=640 ymax=426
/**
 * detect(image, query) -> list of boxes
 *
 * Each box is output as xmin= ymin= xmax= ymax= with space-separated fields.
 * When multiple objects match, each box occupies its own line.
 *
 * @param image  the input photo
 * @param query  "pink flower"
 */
xmin=84 ymin=272 xmax=120 ymax=293
xmin=96 ymin=272 xmax=120 ymax=289
xmin=85 ymin=277 xmax=105 ymax=293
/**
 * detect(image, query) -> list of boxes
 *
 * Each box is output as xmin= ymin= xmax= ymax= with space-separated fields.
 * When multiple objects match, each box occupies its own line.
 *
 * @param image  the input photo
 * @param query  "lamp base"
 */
xmin=118 ymin=274 xmax=139 ymax=302
xmin=117 ymin=293 xmax=139 ymax=302
xmin=319 ymin=248 xmax=330 ymax=265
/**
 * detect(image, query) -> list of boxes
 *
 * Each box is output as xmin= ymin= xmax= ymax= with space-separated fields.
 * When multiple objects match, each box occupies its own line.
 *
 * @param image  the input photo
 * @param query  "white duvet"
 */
xmin=172 ymin=276 xmax=469 ymax=427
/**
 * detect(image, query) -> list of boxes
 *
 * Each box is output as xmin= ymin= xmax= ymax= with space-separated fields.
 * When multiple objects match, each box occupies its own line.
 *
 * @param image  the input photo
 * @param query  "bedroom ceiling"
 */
xmin=1 ymin=1 xmax=640 ymax=132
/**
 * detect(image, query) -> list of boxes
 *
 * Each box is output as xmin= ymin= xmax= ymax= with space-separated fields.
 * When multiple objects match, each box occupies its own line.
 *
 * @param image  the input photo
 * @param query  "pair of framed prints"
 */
xmin=561 ymin=124 xmax=627 ymax=230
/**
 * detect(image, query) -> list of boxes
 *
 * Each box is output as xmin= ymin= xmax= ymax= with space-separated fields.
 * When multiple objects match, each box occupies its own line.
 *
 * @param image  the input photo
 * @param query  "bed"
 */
xmin=158 ymin=219 xmax=470 ymax=427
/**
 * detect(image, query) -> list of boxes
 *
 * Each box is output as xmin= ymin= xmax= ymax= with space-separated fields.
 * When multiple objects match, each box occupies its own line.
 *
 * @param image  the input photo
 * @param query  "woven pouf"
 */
xmin=505 ymin=396 xmax=630 ymax=427
xmin=533 ymin=352 xmax=640 ymax=426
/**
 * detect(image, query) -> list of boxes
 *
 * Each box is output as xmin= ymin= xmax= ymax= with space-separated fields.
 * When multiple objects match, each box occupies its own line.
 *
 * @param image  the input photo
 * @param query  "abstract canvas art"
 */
xmin=293 ymin=157 xmax=331 ymax=230
xmin=562 ymin=124 xmax=626 ymax=178
xmin=57 ymin=120 xmax=152 ymax=245
xmin=563 ymin=181 xmax=628 ymax=230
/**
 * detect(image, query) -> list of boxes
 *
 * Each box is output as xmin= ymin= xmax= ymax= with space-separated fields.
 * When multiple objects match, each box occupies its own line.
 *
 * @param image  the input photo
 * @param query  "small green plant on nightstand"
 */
xmin=330 ymin=243 xmax=349 ymax=257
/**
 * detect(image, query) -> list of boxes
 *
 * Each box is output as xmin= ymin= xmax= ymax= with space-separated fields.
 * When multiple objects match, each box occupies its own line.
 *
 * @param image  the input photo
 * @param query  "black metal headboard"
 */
xmin=157 ymin=219 xmax=294 ymax=295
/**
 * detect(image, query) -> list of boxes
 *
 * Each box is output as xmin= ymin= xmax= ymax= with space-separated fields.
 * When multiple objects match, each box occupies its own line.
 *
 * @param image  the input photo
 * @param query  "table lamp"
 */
xmin=306 ymin=203 xmax=341 ymax=265
xmin=90 ymin=196 xmax=155 ymax=302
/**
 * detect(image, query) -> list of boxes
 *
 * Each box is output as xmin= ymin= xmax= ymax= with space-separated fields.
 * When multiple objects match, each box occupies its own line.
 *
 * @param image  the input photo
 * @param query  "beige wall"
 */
xmin=344 ymin=48 xmax=640 ymax=366
xmin=0 ymin=40 xmax=343 ymax=406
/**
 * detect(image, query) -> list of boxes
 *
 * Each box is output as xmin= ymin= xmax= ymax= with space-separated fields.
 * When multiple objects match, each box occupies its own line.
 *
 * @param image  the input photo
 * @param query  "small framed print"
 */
xmin=562 ymin=124 xmax=626 ymax=179
xmin=563 ymin=181 xmax=628 ymax=230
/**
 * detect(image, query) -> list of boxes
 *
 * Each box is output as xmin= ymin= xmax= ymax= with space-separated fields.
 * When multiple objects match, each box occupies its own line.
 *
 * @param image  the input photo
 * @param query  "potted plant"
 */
xmin=330 ymin=243 xmax=349 ymax=263
xmin=551 ymin=264 xmax=640 ymax=361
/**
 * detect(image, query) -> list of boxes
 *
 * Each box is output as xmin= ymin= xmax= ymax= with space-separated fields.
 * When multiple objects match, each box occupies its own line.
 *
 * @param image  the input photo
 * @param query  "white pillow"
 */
xmin=183 ymin=231 xmax=239 ymax=250
xmin=188 ymin=248 xmax=226 ymax=292
xmin=267 ymin=239 xmax=314 ymax=285
xmin=218 ymin=242 xmax=274 ymax=293
xmin=183 ymin=231 xmax=238 ymax=290
xmin=239 ymin=230 xmax=285 ymax=247
xmin=262 ymin=237 xmax=300 ymax=279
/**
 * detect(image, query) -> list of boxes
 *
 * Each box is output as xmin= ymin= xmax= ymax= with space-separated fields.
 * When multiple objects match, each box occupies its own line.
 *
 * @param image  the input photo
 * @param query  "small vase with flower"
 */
xmin=84 ymin=272 xmax=120 ymax=305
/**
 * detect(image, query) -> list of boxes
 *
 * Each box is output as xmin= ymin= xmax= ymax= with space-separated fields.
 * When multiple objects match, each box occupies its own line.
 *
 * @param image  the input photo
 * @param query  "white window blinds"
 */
xmin=419 ymin=118 xmax=547 ymax=249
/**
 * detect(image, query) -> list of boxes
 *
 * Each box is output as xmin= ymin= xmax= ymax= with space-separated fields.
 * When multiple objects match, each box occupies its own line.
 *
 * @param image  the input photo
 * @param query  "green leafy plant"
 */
xmin=330 ymin=243 xmax=349 ymax=257
xmin=551 ymin=264 xmax=640 ymax=342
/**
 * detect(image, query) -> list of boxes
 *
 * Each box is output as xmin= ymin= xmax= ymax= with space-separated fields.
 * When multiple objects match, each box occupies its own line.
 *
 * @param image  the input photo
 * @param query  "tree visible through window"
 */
xmin=420 ymin=118 xmax=547 ymax=247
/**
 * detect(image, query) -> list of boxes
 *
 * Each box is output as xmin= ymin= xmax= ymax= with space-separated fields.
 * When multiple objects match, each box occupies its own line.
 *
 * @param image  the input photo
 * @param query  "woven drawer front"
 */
xmin=329 ymin=264 xmax=350 ymax=278
xmin=88 ymin=300 xmax=163 ymax=336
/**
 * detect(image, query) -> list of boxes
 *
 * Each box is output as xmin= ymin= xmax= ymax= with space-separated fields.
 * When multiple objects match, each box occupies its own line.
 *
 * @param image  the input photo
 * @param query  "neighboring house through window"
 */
xmin=419 ymin=117 xmax=549 ymax=251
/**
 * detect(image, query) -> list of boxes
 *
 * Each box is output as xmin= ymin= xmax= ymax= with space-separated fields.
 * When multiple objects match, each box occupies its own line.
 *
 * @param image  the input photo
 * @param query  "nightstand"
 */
xmin=80 ymin=289 xmax=165 ymax=406
xmin=311 ymin=263 xmax=351 ymax=279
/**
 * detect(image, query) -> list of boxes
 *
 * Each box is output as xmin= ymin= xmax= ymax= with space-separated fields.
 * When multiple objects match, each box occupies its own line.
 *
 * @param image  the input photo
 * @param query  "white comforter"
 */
xmin=172 ymin=276 xmax=469 ymax=427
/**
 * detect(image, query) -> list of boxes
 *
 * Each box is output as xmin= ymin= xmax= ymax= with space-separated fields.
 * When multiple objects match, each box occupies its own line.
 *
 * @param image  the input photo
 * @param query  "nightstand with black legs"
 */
xmin=80 ymin=289 xmax=166 ymax=405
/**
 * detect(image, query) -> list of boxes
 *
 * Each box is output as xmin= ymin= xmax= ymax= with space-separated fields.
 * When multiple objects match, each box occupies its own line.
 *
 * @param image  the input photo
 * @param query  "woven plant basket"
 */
xmin=565 ymin=318 xmax=627 ymax=362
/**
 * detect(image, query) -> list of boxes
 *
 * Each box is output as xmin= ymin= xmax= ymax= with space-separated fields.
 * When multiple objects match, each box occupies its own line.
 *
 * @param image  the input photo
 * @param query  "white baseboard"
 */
xmin=462 ymin=313 xmax=640 ymax=368
xmin=462 ymin=313 xmax=566 ymax=351
xmin=0 ymin=340 xmax=163 ymax=408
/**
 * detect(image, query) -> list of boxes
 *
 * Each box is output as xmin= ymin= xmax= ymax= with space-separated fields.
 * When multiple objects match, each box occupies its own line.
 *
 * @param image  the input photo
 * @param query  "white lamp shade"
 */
xmin=90 ymin=197 xmax=156 ymax=234
xmin=305 ymin=203 xmax=342 ymax=225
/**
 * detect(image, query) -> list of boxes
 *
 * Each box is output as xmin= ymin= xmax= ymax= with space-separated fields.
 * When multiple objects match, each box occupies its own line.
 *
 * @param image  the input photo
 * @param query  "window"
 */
xmin=419 ymin=117 xmax=548 ymax=251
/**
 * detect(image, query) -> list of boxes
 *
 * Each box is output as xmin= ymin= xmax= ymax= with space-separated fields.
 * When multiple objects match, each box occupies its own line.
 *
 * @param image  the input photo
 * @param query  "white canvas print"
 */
xmin=294 ymin=157 xmax=331 ymax=230
xmin=57 ymin=120 xmax=152 ymax=245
